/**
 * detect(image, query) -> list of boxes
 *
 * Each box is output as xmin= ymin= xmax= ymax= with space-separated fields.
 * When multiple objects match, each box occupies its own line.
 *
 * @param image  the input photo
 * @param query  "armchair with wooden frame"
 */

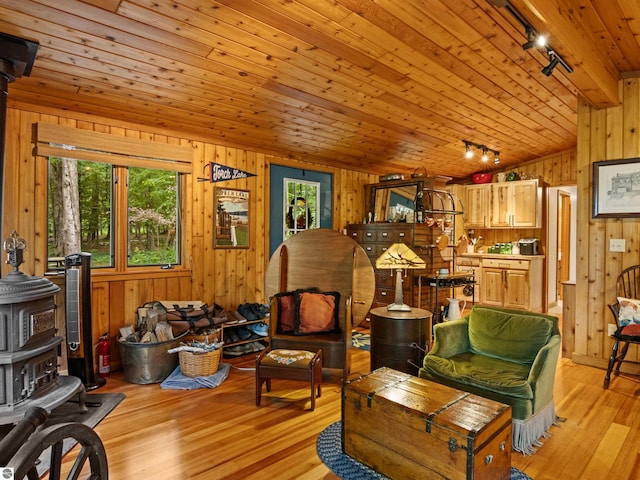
xmin=604 ymin=265 xmax=640 ymax=389
xmin=264 ymin=229 xmax=375 ymax=380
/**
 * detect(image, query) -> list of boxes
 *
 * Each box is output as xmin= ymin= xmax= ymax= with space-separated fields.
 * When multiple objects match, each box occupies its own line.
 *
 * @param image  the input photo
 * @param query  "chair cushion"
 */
xmin=617 ymin=297 xmax=640 ymax=326
xmin=468 ymin=306 xmax=553 ymax=366
xmin=616 ymin=323 xmax=640 ymax=339
xmin=423 ymin=352 xmax=533 ymax=399
xmin=260 ymin=349 xmax=316 ymax=368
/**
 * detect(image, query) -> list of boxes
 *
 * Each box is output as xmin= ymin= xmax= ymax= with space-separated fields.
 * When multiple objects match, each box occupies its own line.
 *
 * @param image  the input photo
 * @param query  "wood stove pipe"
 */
xmin=0 ymin=33 xmax=39 ymax=277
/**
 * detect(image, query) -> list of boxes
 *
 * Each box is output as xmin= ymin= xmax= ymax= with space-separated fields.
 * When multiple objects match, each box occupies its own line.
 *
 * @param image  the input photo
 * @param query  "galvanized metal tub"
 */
xmin=118 ymin=333 xmax=186 ymax=384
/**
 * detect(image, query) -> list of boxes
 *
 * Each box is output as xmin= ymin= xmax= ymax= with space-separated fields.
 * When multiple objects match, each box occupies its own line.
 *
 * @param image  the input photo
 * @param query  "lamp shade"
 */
xmin=375 ymin=243 xmax=426 ymax=270
xmin=375 ymin=243 xmax=426 ymax=311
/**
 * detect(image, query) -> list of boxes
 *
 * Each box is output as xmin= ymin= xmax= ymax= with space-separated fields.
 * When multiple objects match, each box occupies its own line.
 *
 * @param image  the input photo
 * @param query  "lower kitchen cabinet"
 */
xmin=481 ymin=256 xmax=543 ymax=312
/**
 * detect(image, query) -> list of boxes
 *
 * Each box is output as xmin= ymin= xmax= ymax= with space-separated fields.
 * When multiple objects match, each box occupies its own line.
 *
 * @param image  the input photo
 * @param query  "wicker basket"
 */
xmin=179 ymin=349 xmax=221 ymax=378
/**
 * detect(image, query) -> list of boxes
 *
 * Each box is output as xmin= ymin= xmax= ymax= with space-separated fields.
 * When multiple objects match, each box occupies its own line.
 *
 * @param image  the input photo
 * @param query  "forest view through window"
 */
xmin=47 ymin=157 xmax=181 ymax=269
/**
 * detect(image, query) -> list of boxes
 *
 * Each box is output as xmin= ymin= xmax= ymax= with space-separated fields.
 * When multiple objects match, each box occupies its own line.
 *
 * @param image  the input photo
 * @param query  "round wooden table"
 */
xmin=369 ymin=307 xmax=432 ymax=374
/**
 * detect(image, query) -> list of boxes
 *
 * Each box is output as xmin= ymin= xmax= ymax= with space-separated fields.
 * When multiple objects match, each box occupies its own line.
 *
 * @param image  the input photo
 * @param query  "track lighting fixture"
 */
xmin=490 ymin=0 xmax=572 ymax=76
xmin=462 ymin=140 xmax=500 ymax=165
xmin=541 ymin=52 xmax=560 ymax=76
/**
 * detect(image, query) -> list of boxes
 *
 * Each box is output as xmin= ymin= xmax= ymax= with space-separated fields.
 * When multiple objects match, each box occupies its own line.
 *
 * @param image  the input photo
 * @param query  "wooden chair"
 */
xmin=604 ymin=265 xmax=640 ymax=388
xmin=264 ymin=229 xmax=375 ymax=380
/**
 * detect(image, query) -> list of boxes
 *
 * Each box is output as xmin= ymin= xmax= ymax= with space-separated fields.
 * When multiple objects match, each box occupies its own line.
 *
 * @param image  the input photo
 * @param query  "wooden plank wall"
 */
xmin=571 ymin=76 xmax=640 ymax=370
xmin=2 ymin=105 xmax=377 ymax=368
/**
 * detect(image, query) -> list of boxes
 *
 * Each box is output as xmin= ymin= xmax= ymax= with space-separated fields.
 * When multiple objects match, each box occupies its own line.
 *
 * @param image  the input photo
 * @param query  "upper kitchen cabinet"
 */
xmin=464 ymin=184 xmax=491 ymax=228
xmin=490 ymin=180 xmax=542 ymax=228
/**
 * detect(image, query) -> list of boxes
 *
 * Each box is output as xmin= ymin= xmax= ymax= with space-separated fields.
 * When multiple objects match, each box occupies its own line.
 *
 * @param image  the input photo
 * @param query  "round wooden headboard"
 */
xmin=265 ymin=229 xmax=375 ymax=326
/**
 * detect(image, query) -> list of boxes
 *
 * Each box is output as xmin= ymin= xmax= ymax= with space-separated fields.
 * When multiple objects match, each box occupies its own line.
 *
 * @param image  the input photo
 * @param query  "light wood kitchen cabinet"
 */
xmin=464 ymin=184 xmax=490 ymax=228
xmin=490 ymin=180 xmax=540 ymax=228
xmin=481 ymin=256 xmax=543 ymax=312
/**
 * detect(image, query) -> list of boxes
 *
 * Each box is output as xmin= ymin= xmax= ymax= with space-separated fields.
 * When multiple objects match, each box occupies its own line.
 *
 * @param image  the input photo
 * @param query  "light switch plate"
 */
xmin=609 ymin=239 xmax=626 ymax=252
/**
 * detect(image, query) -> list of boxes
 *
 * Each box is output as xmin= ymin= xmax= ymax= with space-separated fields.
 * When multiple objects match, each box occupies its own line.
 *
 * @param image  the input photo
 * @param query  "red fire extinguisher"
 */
xmin=97 ymin=333 xmax=111 ymax=377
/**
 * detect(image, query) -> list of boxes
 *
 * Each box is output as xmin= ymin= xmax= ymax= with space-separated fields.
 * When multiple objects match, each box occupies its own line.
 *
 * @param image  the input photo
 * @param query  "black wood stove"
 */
xmin=0 ymin=232 xmax=85 ymax=424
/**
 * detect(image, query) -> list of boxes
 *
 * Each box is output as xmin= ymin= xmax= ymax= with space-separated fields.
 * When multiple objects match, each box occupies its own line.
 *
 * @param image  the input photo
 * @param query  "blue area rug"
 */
xmin=317 ymin=421 xmax=532 ymax=480
xmin=351 ymin=331 xmax=370 ymax=351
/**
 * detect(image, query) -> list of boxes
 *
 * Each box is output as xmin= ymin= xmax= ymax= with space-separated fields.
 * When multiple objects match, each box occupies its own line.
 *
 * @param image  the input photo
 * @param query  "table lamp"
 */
xmin=375 ymin=243 xmax=426 ymax=311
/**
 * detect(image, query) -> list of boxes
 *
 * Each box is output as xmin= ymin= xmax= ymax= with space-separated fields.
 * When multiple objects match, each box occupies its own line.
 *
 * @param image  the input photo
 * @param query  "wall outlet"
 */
xmin=609 ymin=238 xmax=626 ymax=252
xmin=608 ymin=324 xmax=617 ymax=336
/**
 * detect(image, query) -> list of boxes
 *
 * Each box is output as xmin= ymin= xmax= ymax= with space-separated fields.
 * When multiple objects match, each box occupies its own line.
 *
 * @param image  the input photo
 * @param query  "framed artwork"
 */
xmin=593 ymin=158 xmax=640 ymax=218
xmin=214 ymin=188 xmax=250 ymax=248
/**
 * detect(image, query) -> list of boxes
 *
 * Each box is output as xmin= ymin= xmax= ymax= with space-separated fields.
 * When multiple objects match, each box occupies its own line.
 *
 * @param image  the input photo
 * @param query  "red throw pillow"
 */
xmin=277 ymin=294 xmax=296 ymax=333
xmin=273 ymin=288 xmax=319 ymax=334
xmin=295 ymin=291 xmax=340 ymax=334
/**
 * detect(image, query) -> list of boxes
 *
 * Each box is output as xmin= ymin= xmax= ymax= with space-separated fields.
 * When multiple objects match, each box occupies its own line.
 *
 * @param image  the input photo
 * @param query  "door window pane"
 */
xmin=283 ymin=178 xmax=319 ymax=239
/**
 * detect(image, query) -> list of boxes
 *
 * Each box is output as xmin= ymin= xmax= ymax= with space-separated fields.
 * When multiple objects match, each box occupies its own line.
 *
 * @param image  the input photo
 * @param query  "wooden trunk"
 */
xmin=342 ymin=367 xmax=512 ymax=480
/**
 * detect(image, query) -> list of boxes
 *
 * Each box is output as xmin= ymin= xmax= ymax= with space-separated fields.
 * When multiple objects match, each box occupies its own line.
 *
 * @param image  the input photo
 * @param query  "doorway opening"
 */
xmin=547 ymin=185 xmax=577 ymax=313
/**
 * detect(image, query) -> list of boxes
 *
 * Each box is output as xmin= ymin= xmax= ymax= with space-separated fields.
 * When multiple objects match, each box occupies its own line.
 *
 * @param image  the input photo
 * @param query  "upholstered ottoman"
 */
xmin=255 ymin=348 xmax=322 ymax=411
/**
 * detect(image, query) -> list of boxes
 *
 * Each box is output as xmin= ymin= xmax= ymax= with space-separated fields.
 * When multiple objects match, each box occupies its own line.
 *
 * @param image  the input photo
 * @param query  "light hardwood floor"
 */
xmin=72 ymin=344 xmax=640 ymax=480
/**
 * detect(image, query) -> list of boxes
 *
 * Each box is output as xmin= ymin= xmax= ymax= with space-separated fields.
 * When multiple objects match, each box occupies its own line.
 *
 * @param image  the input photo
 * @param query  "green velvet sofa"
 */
xmin=419 ymin=305 xmax=561 ymax=455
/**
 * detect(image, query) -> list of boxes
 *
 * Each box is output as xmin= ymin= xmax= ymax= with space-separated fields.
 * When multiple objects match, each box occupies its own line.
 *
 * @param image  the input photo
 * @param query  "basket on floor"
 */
xmin=179 ymin=349 xmax=221 ymax=377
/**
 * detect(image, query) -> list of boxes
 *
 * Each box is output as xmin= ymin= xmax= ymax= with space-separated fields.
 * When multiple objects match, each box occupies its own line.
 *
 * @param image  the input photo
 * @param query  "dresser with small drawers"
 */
xmin=346 ymin=223 xmax=448 ymax=321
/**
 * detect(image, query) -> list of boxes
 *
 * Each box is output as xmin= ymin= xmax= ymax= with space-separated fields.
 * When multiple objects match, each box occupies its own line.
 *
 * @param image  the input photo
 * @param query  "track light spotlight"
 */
xmin=536 ymin=34 xmax=548 ymax=48
xmin=542 ymin=54 xmax=559 ymax=76
xmin=494 ymin=152 xmax=500 ymax=165
xmin=481 ymin=148 xmax=489 ymax=162
xmin=464 ymin=142 xmax=473 ymax=159
xmin=522 ymin=27 xmax=537 ymax=50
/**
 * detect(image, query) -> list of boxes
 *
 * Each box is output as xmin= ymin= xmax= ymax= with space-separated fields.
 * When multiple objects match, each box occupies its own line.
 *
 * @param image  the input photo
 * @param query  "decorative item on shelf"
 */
xmin=411 ymin=167 xmax=427 ymax=178
xmin=455 ymin=235 xmax=468 ymax=256
xmin=506 ymin=171 xmax=520 ymax=181
xmin=471 ymin=173 xmax=493 ymax=184
xmin=496 ymin=172 xmax=506 ymax=182
xmin=375 ymin=243 xmax=426 ymax=312
xmin=379 ymin=173 xmax=405 ymax=182
xmin=434 ymin=234 xmax=448 ymax=251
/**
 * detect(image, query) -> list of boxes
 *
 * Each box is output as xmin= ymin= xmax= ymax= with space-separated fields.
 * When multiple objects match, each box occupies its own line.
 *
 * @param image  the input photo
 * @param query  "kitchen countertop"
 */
xmin=458 ymin=253 xmax=545 ymax=260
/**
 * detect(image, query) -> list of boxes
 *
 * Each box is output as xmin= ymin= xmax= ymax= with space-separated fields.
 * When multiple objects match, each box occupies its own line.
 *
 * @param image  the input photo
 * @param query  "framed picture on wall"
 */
xmin=593 ymin=158 xmax=640 ymax=218
xmin=214 ymin=188 xmax=250 ymax=248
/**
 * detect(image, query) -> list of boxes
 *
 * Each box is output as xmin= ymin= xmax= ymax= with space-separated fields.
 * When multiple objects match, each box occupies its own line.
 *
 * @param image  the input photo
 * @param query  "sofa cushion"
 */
xmin=424 ymin=352 xmax=533 ymax=399
xmin=468 ymin=306 xmax=553 ymax=366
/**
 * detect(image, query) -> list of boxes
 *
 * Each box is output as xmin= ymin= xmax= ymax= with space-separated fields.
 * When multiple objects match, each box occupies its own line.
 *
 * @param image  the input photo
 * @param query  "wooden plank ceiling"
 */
xmin=1 ymin=0 xmax=638 ymax=179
